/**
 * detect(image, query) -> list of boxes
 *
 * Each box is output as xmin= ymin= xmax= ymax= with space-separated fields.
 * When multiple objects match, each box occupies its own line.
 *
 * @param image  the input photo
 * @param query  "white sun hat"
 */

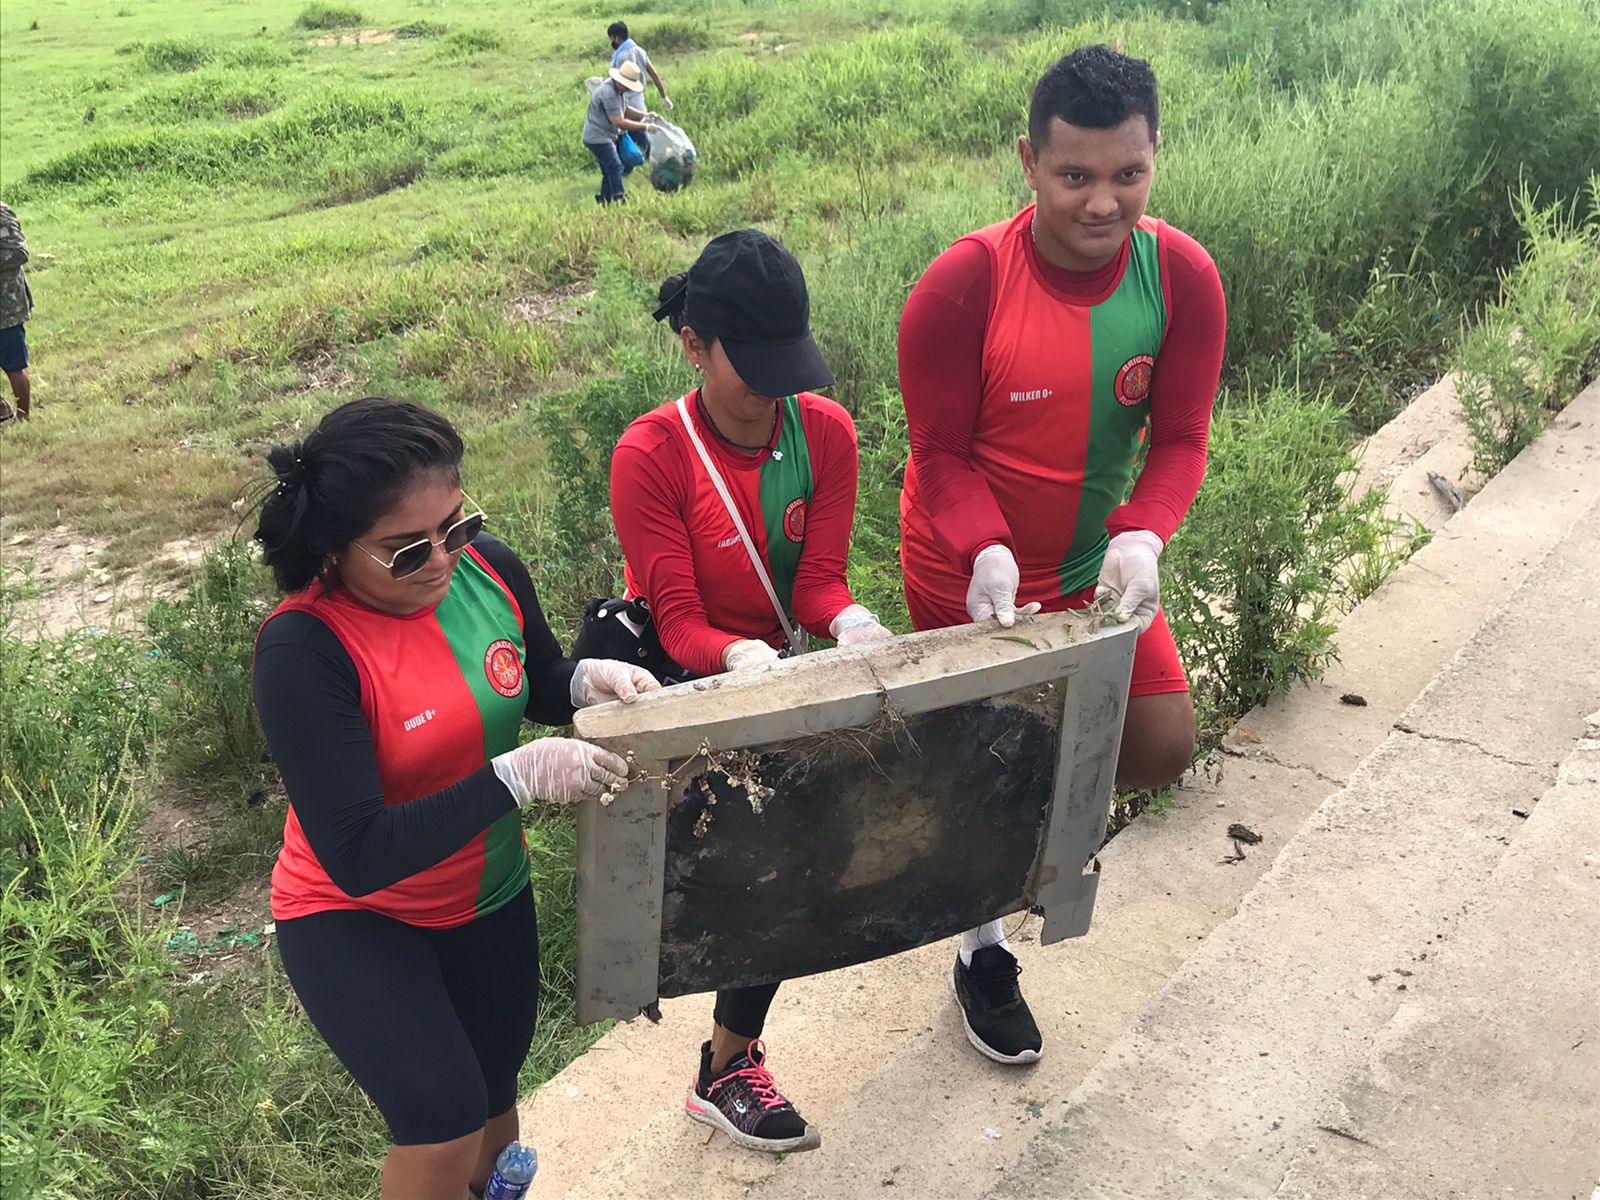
xmin=609 ymin=60 xmax=645 ymax=91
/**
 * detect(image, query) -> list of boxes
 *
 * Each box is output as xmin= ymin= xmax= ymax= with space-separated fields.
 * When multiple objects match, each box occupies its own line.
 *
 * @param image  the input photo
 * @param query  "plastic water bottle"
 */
xmin=483 ymin=1142 xmax=537 ymax=1200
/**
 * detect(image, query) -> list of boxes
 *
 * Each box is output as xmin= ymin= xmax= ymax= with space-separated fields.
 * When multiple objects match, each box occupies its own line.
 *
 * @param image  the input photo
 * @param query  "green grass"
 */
xmin=294 ymin=4 xmax=364 ymax=32
xmin=1455 ymin=184 xmax=1600 ymax=473
xmin=6 ymin=0 xmax=1600 ymax=1193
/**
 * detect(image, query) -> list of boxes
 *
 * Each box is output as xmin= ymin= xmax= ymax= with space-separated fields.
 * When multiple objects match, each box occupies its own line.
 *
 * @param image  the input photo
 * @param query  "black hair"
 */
xmin=253 ymin=397 xmax=464 ymax=594
xmin=1028 ymin=44 xmax=1159 ymax=148
xmin=655 ymin=271 xmax=709 ymax=339
xmin=607 ymin=20 xmax=628 ymax=41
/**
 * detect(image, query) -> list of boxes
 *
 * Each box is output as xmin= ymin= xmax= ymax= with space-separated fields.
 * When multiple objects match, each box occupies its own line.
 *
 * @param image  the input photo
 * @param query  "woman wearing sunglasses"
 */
xmin=598 ymin=230 xmax=893 ymax=1155
xmin=251 ymin=397 xmax=658 ymax=1200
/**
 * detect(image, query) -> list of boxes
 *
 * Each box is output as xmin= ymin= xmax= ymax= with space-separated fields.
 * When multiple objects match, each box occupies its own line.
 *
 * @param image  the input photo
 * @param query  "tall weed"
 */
xmin=1163 ymin=386 xmax=1394 ymax=726
xmin=529 ymin=348 xmax=694 ymax=641
xmin=141 ymin=38 xmax=214 ymax=72
xmin=0 ymin=779 xmax=174 ymax=1198
xmin=144 ymin=541 xmax=274 ymax=804
xmin=20 ymin=88 xmax=428 ymax=196
xmin=1456 ymin=186 xmax=1600 ymax=474
xmin=639 ymin=18 xmax=713 ymax=53
xmin=0 ymin=583 xmax=159 ymax=890
xmin=130 ymin=67 xmax=284 ymax=121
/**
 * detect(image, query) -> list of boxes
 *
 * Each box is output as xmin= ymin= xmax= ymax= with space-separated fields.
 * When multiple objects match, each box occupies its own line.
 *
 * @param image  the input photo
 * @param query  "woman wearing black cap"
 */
xmin=602 ymin=230 xmax=893 ymax=1153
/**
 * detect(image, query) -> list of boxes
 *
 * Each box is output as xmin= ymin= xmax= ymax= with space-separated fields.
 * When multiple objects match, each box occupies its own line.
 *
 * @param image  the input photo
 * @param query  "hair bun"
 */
xmin=267 ymin=441 xmax=308 ymax=494
xmin=653 ymin=272 xmax=690 ymax=327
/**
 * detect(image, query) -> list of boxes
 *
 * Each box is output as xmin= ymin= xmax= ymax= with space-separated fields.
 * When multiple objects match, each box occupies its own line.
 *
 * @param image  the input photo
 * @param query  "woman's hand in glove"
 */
xmin=491 ymin=738 xmax=629 ymax=807
xmin=829 ymin=603 xmax=894 ymax=647
xmin=570 ymin=658 xmax=663 ymax=707
xmin=722 ymin=638 xmax=781 ymax=672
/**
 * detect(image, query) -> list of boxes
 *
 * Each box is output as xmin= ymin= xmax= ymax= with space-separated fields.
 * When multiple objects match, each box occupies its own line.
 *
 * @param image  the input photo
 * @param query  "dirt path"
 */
xmin=2 ymin=525 xmax=214 ymax=639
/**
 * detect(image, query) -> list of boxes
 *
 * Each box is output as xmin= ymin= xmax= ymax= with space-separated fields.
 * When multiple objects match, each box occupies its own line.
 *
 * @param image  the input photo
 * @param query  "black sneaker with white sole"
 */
xmin=685 ymin=1039 xmax=821 ymax=1154
xmin=953 ymin=945 xmax=1043 ymax=1064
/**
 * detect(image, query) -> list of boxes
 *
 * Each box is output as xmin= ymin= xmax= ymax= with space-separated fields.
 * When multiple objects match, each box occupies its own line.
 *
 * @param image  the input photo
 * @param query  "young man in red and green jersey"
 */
xmin=898 ymin=45 xmax=1227 ymax=1065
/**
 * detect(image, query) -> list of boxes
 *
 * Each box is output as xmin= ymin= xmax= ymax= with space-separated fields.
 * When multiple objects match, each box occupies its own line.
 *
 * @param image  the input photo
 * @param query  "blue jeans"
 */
xmin=586 ymin=140 xmax=625 ymax=203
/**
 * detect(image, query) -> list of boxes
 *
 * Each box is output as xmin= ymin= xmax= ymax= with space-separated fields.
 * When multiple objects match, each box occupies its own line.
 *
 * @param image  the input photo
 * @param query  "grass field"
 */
xmin=3 ymin=0 xmax=1600 ymax=1194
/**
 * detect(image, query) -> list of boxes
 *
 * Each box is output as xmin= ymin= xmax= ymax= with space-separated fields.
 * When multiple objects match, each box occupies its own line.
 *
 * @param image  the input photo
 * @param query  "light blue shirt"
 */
xmin=610 ymin=38 xmax=651 ymax=112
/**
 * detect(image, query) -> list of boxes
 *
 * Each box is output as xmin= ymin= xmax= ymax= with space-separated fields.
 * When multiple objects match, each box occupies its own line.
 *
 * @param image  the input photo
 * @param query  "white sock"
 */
xmin=959 ymin=920 xmax=1009 ymax=967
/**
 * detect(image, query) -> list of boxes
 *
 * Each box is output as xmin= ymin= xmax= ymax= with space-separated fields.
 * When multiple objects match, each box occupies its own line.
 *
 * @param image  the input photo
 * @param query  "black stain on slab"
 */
xmin=657 ymin=692 xmax=1059 ymax=995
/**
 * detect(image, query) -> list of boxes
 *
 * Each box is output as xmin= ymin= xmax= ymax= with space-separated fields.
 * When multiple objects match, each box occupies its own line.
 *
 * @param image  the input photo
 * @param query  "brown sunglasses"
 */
xmin=353 ymin=495 xmax=487 ymax=580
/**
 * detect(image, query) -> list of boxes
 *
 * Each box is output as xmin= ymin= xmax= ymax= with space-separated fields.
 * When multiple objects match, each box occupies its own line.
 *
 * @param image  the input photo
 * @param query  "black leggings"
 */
xmin=275 ymin=885 xmax=539 ymax=1146
xmin=714 ymin=982 xmax=780 ymax=1041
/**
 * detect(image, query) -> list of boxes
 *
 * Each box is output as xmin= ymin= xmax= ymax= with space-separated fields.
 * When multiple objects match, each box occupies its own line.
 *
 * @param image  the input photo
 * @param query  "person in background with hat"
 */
xmin=600 ymin=230 xmax=893 ymax=1154
xmin=606 ymin=20 xmax=673 ymax=163
xmin=582 ymin=59 xmax=657 ymax=205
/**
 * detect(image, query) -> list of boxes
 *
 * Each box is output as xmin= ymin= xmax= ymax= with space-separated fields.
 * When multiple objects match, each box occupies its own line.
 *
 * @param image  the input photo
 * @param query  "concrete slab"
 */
xmin=986 ymin=462 xmax=1600 ymax=1198
xmin=571 ymin=614 xmax=1136 ymax=1021
xmin=1273 ymin=737 xmax=1600 ymax=1200
xmin=521 ymin=757 xmax=1331 ymax=1200
xmin=986 ymin=733 xmax=1551 ymax=1200
xmin=1396 ymin=502 xmax=1600 ymax=770
xmin=1352 ymin=373 xmax=1481 ymax=531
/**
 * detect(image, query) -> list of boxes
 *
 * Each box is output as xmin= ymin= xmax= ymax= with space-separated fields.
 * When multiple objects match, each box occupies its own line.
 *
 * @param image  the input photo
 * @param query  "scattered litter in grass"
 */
xmin=166 ymin=927 xmax=265 ymax=955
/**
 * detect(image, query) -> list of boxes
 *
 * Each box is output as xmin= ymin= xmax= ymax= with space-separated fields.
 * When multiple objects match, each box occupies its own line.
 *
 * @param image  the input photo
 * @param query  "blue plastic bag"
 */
xmin=617 ymin=133 xmax=645 ymax=173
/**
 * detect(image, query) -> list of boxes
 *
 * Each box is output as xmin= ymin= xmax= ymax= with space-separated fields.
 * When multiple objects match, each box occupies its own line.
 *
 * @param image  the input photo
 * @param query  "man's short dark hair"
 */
xmin=1029 ymin=45 xmax=1159 ymax=148
xmin=607 ymin=21 xmax=629 ymax=41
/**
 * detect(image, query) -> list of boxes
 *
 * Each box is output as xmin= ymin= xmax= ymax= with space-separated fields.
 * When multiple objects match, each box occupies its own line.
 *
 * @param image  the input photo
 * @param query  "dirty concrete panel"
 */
xmin=573 ymin=615 xmax=1136 ymax=1023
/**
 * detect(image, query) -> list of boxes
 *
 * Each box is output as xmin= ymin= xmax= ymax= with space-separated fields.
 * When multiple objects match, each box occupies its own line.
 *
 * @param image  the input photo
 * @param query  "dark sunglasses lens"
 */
xmin=391 ymin=543 xmax=433 ymax=580
xmin=444 ymin=513 xmax=485 ymax=553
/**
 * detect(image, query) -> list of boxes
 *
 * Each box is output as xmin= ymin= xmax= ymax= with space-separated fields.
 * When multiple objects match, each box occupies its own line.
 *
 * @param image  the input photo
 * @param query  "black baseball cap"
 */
xmin=653 ymin=229 xmax=835 ymax=398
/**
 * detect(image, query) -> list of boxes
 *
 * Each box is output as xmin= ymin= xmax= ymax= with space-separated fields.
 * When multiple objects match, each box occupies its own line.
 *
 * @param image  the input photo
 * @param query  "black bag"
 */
xmin=569 ymin=596 xmax=697 ymax=686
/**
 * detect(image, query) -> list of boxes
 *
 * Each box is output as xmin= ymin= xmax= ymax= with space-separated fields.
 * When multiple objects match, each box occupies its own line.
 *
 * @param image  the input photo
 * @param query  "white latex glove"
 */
xmin=661 ymin=96 xmax=675 ymax=112
xmin=829 ymin=603 xmax=893 ymax=647
xmin=570 ymin=658 xmax=663 ymax=707
xmin=491 ymin=738 xmax=629 ymax=807
xmin=966 ymin=544 xmax=1043 ymax=629
xmin=722 ymin=638 xmax=781 ymax=672
xmin=1095 ymin=530 xmax=1164 ymax=634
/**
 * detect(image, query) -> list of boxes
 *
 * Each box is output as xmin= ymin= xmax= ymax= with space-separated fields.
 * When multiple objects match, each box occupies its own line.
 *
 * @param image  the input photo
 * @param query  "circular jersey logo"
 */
xmin=484 ymin=639 xmax=525 ymax=698
xmin=783 ymin=498 xmax=807 ymax=543
xmin=1114 ymin=354 xmax=1155 ymax=407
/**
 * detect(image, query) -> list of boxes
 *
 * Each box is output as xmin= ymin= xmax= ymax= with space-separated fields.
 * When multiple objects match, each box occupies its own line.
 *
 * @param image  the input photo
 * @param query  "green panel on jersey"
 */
xmin=436 ymin=551 xmax=532 ymax=916
xmin=756 ymin=395 xmax=815 ymax=619
xmin=1061 ymin=226 xmax=1168 ymax=595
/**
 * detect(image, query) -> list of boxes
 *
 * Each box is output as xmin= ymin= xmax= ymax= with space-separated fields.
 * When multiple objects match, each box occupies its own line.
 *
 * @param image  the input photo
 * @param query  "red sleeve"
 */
xmin=609 ymin=433 xmax=741 ymax=677
xmin=898 ymin=238 xmax=1013 ymax=572
xmin=790 ymin=397 xmax=860 ymax=638
xmin=1107 ymin=226 xmax=1226 ymax=542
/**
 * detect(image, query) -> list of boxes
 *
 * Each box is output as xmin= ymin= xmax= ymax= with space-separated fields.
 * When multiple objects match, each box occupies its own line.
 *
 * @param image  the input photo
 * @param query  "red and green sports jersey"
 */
xmin=901 ymin=207 xmax=1171 ymax=611
xmin=268 ymin=546 xmax=531 ymax=928
xmin=612 ymin=391 xmax=859 ymax=677
xmin=620 ymin=393 xmax=814 ymax=627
